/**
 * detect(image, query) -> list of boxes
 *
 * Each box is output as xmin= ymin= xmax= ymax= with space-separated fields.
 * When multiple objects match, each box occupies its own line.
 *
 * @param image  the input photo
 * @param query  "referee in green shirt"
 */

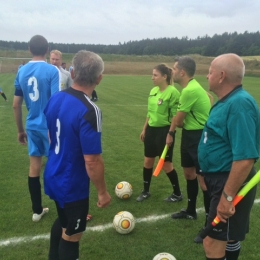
xmin=136 ymin=64 xmax=182 ymax=203
xmin=170 ymin=56 xmax=213 ymax=244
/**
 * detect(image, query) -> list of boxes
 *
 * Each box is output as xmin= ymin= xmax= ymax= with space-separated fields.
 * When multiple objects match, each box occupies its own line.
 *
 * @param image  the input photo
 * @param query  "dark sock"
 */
xmin=59 ymin=238 xmax=79 ymax=260
xmin=92 ymin=90 xmax=97 ymax=99
xmin=49 ymin=218 xmax=62 ymax=260
xmin=166 ymin=169 xmax=181 ymax=196
xmin=143 ymin=167 xmax=153 ymax=192
xmin=203 ymin=190 xmax=211 ymax=226
xmin=206 ymin=257 xmax=226 ymax=260
xmin=28 ymin=176 xmax=42 ymax=214
xmin=1 ymin=93 xmax=7 ymax=100
xmin=226 ymin=241 xmax=241 ymax=260
xmin=186 ymin=178 xmax=198 ymax=214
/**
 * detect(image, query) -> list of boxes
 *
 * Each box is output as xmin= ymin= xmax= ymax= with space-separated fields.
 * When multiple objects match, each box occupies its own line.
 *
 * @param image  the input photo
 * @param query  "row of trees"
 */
xmin=1 ymin=31 xmax=260 ymax=56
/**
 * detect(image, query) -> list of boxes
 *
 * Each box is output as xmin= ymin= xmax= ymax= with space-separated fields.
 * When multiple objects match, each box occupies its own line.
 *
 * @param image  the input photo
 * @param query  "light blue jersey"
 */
xmin=14 ymin=61 xmax=60 ymax=130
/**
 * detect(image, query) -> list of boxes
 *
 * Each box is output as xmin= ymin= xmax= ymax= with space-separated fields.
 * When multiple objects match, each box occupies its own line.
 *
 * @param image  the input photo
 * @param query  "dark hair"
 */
xmin=153 ymin=63 xmax=172 ymax=85
xmin=174 ymin=56 xmax=196 ymax=77
xmin=29 ymin=35 xmax=48 ymax=56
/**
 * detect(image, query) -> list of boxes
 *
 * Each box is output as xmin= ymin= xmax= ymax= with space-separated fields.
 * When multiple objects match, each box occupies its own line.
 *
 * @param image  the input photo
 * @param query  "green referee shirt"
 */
xmin=177 ymin=79 xmax=210 ymax=130
xmin=147 ymin=85 xmax=180 ymax=127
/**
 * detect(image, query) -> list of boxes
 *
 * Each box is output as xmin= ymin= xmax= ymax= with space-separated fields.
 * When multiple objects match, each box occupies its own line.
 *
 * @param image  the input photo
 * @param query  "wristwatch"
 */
xmin=222 ymin=190 xmax=233 ymax=202
xmin=168 ymin=131 xmax=175 ymax=137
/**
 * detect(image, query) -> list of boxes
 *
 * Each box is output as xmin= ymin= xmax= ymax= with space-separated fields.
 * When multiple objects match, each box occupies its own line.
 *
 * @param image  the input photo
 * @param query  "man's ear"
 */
xmin=96 ymin=74 xmax=103 ymax=85
xmin=219 ymin=71 xmax=225 ymax=84
xmin=70 ymin=69 xmax=75 ymax=79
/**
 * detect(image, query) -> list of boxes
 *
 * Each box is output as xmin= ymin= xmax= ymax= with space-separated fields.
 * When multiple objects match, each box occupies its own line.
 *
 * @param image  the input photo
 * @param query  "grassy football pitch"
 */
xmin=0 ymin=73 xmax=259 ymax=260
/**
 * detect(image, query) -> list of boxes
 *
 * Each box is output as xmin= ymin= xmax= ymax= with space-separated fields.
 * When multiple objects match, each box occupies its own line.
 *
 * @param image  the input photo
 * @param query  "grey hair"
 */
xmin=174 ymin=56 xmax=196 ymax=77
xmin=72 ymin=50 xmax=104 ymax=86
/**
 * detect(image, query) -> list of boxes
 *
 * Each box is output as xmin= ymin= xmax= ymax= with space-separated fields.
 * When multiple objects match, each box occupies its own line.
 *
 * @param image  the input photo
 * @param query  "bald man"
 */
xmin=198 ymin=53 xmax=260 ymax=260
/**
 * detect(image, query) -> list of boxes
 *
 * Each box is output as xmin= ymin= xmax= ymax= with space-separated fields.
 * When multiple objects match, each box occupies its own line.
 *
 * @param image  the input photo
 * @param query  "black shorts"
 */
xmin=181 ymin=129 xmax=203 ymax=173
xmin=205 ymin=168 xmax=257 ymax=241
xmin=55 ymin=198 xmax=89 ymax=236
xmin=144 ymin=125 xmax=174 ymax=162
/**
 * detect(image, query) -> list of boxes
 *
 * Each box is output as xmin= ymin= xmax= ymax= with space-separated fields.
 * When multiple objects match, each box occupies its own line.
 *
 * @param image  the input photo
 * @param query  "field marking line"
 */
xmin=1 ymin=198 xmax=260 ymax=248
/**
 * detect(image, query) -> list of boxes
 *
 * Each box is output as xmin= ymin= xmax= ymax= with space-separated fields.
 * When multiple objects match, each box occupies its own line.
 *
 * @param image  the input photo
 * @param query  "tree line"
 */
xmin=1 ymin=31 xmax=260 ymax=57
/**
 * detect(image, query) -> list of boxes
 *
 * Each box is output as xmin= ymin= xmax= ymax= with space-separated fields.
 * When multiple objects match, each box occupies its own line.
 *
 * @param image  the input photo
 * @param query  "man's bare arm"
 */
xmin=84 ymin=154 xmax=111 ymax=208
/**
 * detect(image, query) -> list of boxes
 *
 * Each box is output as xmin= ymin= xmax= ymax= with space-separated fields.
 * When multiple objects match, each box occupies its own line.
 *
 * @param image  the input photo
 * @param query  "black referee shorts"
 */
xmin=181 ymin=129 xmax=203 ymax=173
xmin=205 ymin=168 xmax=257 ymax=241
xmin=55 ymin=198 xmax=89 ymax=236
xmin=144 ymin=125 xmax=174 ymax=162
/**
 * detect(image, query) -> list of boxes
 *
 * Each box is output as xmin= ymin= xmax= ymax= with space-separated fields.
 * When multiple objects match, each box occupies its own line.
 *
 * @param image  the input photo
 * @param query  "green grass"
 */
xmin=0 ymin=73 xmax=260 ymax=260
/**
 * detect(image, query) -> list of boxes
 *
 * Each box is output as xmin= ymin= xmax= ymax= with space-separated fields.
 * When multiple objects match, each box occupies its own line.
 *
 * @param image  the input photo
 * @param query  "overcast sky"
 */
xmin=1 ymin=0 xmax=259 ymax=45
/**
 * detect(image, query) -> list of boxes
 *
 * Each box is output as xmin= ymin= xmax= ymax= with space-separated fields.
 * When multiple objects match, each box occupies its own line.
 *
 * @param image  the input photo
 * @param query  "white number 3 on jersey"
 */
xmin=55 ymin=119 xmax=61 ymax=154
xmin=28 ymin=77 xmax=39 ymax=101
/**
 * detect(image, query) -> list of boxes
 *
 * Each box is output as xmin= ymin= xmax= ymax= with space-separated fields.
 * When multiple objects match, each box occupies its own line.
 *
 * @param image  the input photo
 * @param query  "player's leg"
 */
xmin=183 ymin=166 xmax=198 ymax=215
xmin=94 ymin=90 xmax=98 ymax=100
xmin=203 ymin=176 xmax=227 ymax=258
xmin=161 ymin=128 xmax=182 ymax=202
xmin=226 ymin=169 xmax=257 ymax=260
xmin=163 ymin=161 xmax=182 ymax=202
xmin=171 ymin=167 xmax=199 ymax=218
xmin=171 ymin=162 xmax=198 ymax=218
xmin=49 ymin=217 xmax=62 ymax=260
xmin=28 ymin=156 xmax=43 ymax=213
xmin=58 ymin=198 xmax=89 ymax=260
xmin=171 ymin=129 xmax=199 ymax=219
xmin=91 ymin=90 xmax=98 ymax=101
xmin=198 ymin=174 xmax=211 ymax=226
xmin=27 ymin=130 xmax=49 ymax=221
xmin=204 ymin=237 xmax=227 ymax=259
xmin=1 ymin=92 xmax=8 ymax=101
xmin=194 ymin=165 xmax=211 ymax=243
xmin=137 ymin=126 xmax=156 ymax=202
xmin=136 ymin=156 xmax=155 ymax=201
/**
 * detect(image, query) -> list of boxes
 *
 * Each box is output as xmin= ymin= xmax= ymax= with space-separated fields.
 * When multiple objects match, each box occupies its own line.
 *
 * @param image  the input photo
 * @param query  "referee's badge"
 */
xmin=158 ymin=99 xmax=163 ymax=105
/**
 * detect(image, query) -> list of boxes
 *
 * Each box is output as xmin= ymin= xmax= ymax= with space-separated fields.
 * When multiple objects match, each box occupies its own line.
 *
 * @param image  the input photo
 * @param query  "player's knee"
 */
xmin=183 ymin=169 xmax=197 ymax=180
xmin=62 ymin=231 xmax=83 ymax=242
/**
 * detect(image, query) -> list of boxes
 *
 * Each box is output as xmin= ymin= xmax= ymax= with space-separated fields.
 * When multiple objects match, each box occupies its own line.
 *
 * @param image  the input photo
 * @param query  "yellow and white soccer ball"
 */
xmin=115 ymin=181 xmax=133 ymax=199
xmin=153 ymin=252 xmax=177 ymax=260
xmin=113 ymin=211 xmax=135 ymax=234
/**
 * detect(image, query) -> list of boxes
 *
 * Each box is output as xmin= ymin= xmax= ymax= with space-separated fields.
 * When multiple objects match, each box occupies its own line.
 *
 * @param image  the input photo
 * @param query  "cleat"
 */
xmin=194 ymin=227 xmax=205 ymax=244
xmin=136 ymin=191 xmax=150 ymax=202
xmin=171 ymin=209 xmax=197 ymax=220
xmin=32 ymin=208 xmax=49 ymax=222
xmin=164 ymin=193 xmax=183 ymax=203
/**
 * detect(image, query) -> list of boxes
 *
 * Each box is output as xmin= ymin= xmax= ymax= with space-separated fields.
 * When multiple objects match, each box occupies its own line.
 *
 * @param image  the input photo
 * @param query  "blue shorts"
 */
xmin=27 ymin=130 xmax=49 ymax=156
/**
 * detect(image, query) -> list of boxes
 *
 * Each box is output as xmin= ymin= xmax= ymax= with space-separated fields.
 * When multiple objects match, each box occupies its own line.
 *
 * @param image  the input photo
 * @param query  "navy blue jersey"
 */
xmin=14 ymin=61 xmax=60 ymax=130
xmin=44 ymin=88 xmax=102 ymax=208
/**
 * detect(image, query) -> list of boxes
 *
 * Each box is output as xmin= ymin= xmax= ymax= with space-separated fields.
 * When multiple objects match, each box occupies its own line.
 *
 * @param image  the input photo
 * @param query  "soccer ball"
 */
xmin=113 ymin=211 xmax=135 ymax=234
xmin=115 ymin=181 xmax=133 ymax=199
xmin=153 ymin=252 xmax=177 ymax=260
